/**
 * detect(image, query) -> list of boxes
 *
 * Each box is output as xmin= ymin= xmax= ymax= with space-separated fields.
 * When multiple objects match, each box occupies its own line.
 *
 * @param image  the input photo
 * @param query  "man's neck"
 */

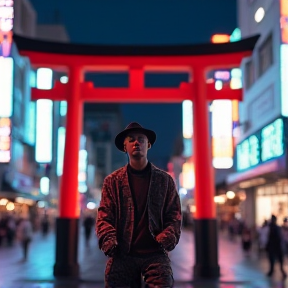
xmin=129 ymin=158 xmax=148 ymax=171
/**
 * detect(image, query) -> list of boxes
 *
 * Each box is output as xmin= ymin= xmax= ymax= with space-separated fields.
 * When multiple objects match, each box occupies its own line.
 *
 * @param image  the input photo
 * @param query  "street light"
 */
xmin=226 ymin=190 xmax=235 ymax=199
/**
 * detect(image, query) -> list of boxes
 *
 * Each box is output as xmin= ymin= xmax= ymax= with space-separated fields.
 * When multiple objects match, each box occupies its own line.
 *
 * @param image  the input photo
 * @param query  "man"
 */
xmin=96 ymin=122 xmax=182 ymax=288
xmin=266 ymin=214 xmax=286 ymax=278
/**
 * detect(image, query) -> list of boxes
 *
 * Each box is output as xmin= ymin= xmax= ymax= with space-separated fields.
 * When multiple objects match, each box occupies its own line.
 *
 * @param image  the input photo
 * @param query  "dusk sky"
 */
xmin=28 ymin=0 xmax=238 ymax=168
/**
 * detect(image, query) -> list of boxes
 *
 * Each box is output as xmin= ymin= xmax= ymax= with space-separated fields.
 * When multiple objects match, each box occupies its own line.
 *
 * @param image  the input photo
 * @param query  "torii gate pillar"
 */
xmin=193 ymin=69 xmax=219 ymax=278
xmin=54 ymin=66 xmax=83 ymax=277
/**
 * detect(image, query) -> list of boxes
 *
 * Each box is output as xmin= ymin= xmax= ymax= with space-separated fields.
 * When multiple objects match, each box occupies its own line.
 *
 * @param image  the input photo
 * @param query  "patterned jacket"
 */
xmin=96 ymin=163 xmax=182 ymax=256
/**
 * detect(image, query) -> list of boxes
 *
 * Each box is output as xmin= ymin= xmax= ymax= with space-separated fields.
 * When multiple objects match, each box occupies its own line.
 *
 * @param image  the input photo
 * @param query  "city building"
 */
xmin=226 ymin=0 xmax=288 ymax=227
xmin=0 ymin=0 xmax=41 ymax=221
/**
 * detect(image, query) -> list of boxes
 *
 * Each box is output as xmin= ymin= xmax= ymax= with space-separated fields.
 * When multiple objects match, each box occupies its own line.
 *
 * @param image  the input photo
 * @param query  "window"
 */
xmin=245 ymin=60 xmax=255 ymax=89
xmin=259 ymin=35 xmax=273 ymax=76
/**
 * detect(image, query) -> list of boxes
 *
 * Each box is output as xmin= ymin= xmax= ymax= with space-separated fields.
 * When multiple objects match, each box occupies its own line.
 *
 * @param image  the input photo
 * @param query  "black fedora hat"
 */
xmin=115 ymin=122 xmax=156 ymax=152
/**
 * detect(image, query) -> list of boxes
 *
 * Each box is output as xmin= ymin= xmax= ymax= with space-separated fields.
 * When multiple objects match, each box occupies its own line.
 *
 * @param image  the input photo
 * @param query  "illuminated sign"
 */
xmin=237 ymin=135 xmax=260 ymax=171
xmin=280 ymin=0 xmax=288 ymax=44
xmin=230 ymin=28 xmax=241 ymax=42
xmin=182 ymin=100 xmax=193 ymax=138
xmin=236 ymin=118 xmax=285 ymax=171
xmin=261 ymin=118 xmax=284 ymax=162
xmin=0 ymin=117 xmax=11 ymax=162
xmin=78 ymin=149 xmax=88 ymax=193
xmin=35 ymin=100 xmax=53 ymax=163
xmin=214 ymin=71 xmax=230 ymax=81
xmin=211 ymin=34 xmax=230 ymax=43
xmin=281 ymin=45 xmax=288 ymax=116
xmin=180 ymin=162 xmax=195 ymax=190
xmin=36 ymin=68 xmax=53 ymax=90
xmin=212 ymin=100 xmax=233 ymax=169
xmin=0 ymin=57 xmax=13 ymax=117
xmin=212 ymin=68 xmax=242 ymax=90
xmin=57 ymin=127 xmax=65 ymax=176
xmin=0 ymin=0 xmax=13 ymax=57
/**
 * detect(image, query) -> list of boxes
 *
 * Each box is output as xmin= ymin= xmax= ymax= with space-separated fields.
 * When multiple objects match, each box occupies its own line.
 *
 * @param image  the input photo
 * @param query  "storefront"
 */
xmin=226 ymin=117 xmax=288 ymax=227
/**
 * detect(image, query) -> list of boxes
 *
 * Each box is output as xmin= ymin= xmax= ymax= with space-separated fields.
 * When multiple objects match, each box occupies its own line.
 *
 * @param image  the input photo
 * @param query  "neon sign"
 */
xmin=261 ymin=118 xmax=284 ymax=162
xmin=236 ymin=118 xmax=285 ymax=171
xmin=0 ymin=57 xmax=13 ymax=117
xmin=0 ymin=117 xmax=11 ymax=162
xmin=0 ymin=0 xmax=13 ymax=57
xmin=212 ymin=100 xmax=233 ymax=169
xmin=280 ymin=0 xmax=288 ymax=44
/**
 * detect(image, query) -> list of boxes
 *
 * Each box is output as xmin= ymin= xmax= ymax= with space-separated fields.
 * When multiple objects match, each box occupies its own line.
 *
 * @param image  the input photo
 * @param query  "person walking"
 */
xmin=83 ymin=214 xmax=95 ymax=247
xmin=257 ymin=220 xmax=269 ymax=256
xmin=17 ymin=216 xmax=33 ymax=261
xmin=281 ymin=217 xmax=288 ymax=256
xmin=241 ymin=225 xmax=252 ymax=257
xmin=40 ymin=213 xmax=50 ymax=237
xmin=266 ymin=215 xmax=287 ymax=278
xmin=96 ymin=122 xmax=182 ymax=288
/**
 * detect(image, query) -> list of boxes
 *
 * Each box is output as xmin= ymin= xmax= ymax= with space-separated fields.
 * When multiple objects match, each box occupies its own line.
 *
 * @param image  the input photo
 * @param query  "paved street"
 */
xmin=0 ymin=227 xmax=287 ymax=287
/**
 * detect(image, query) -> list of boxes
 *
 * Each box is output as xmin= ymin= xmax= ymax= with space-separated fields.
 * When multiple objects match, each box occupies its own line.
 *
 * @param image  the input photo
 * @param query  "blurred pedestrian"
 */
xmin=83 ymin=214 xmax=95 ymax=246
xmin=0 ymin=215 xmax=7 ymax=247
xmin=257 ymin=220 xmax=269 ymax=255
xmin=40 ymin=213 xmax=50 ymax=237
xmin=281 ymin=217 xmax=288 ymax=256
xmin=266 ymin=215 xmax=286 ymax=278
xmin=96 ymin=122 xmax=181 ymax=288
xmin=228 ymin=216 xmax=238 ymax=241
xmin=241 ymin=225 xmax=252 ymax=256
xmin=17 ymin=216 xmax=33 ymax=261
xmin=6 ymin=214 xmax=16 ymax=246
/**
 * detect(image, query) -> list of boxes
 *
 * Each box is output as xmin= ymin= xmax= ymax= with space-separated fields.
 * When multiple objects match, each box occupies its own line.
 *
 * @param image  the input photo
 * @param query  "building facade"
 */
xmin=226 ymin=0 xmax=288 ymax=227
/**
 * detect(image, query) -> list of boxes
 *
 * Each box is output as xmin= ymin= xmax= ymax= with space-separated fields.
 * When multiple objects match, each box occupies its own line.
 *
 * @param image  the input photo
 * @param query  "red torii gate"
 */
xmin=14 ymin=34 xmax=259 ymax=279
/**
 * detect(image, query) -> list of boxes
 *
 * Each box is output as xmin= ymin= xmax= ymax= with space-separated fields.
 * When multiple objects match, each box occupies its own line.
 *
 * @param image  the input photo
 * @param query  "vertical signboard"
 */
xmin=280 ymin=0 xmax=288 ymax=44
xmin=0 ymin=0 xmax=13 ymax=57
xmin=212 ymin=100 xmax=233 ymax=168
xmin=280 ymin=0 xmax=288 ymax=116
xmin=0 ymin=57 xmax=13 ymax=117
xmin=0 ymin=117 xmax=11 ymax=162
xmin=35 ymin=100 xmax=53 ymax=163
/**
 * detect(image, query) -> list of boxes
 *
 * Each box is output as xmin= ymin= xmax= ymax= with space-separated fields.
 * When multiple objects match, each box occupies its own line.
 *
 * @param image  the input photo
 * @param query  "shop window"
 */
xmin=257 ymin=187 xmax=264 ymax=195
xmin=259 ymin=34 xmax=273 ymax=77
xmin=284 ymin=182 xmax=288 ymax=193
xmin=276 ymin=182 xmax=283 ymax=194
xmin=270 ymin=186 xmax=276 ymax=194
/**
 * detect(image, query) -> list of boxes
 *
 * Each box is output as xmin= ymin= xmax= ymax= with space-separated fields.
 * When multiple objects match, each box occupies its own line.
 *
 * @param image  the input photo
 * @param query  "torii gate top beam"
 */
xmin=13 ymin=34 xmax=259 ymax=72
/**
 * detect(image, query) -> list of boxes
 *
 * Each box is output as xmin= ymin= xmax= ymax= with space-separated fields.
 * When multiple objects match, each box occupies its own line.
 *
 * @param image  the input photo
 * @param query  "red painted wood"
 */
xmin=193 ymin=68 xmax=215 ymax=219
xmin=18 ymin=50 xmax=251 ymax=70
xmin=31 ymin=81 xmax=242 ymax=102
xmin=58 ymin=66 xmax=83 ymax=218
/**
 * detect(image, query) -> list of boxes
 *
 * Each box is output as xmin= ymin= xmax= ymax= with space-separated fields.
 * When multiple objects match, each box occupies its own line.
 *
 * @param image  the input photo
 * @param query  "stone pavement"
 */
xmin=0 ymin=227 xmax=287 ymax=287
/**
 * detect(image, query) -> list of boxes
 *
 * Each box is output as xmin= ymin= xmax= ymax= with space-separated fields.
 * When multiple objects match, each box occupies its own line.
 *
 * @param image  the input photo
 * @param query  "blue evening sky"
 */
xmin=28 ymin=0 xmax=237 ymax=168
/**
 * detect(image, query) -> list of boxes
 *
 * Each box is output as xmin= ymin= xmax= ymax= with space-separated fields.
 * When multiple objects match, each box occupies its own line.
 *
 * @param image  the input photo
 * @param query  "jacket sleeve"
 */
xmin=156 ymin=176 xmax=182 ymax=251
xmin=96 ymin=177 xmax=118 ymax=256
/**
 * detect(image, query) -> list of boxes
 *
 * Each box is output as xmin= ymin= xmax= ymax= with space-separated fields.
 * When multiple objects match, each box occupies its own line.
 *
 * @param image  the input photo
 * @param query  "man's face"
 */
xmin=123 ymin=132 xmax=149 ymax=158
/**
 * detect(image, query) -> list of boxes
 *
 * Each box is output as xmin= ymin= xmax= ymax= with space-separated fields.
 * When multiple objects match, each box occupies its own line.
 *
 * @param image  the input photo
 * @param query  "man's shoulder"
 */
xmin=151 ymin=164 xmax=172 ymax=179
xmin=105 ymin=165 xmax=127 ymax=181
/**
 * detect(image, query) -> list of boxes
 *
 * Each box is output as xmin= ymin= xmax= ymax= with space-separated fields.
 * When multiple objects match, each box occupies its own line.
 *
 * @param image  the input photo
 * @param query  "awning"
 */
xmin=226 ymin=156 xmax=287 ymax=189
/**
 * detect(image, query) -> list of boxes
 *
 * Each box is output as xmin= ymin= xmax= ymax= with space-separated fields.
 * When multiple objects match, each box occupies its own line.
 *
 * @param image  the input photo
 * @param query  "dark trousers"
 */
xmin=267 ymin=250 xmax=285 ymax=275
xmin=21 ymin=239 xmax=31 ymax=260
xmin=105 ymin=252 xmax=173 ymax=288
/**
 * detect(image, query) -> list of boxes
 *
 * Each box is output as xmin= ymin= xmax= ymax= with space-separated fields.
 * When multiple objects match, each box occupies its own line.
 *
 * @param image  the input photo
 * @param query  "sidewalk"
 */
xmin=0 ymin=227 xmax=286 ymax=287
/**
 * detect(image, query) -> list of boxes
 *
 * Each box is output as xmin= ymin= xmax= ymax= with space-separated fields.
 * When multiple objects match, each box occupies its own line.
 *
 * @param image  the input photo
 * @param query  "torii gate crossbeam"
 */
xmin=13 ymin=34 xmax=259 ymax=280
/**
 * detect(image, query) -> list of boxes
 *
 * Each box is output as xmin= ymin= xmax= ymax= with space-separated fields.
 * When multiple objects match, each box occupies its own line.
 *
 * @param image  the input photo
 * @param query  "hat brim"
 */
xmin=115 ymin=127 xmax=156 ymax=152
